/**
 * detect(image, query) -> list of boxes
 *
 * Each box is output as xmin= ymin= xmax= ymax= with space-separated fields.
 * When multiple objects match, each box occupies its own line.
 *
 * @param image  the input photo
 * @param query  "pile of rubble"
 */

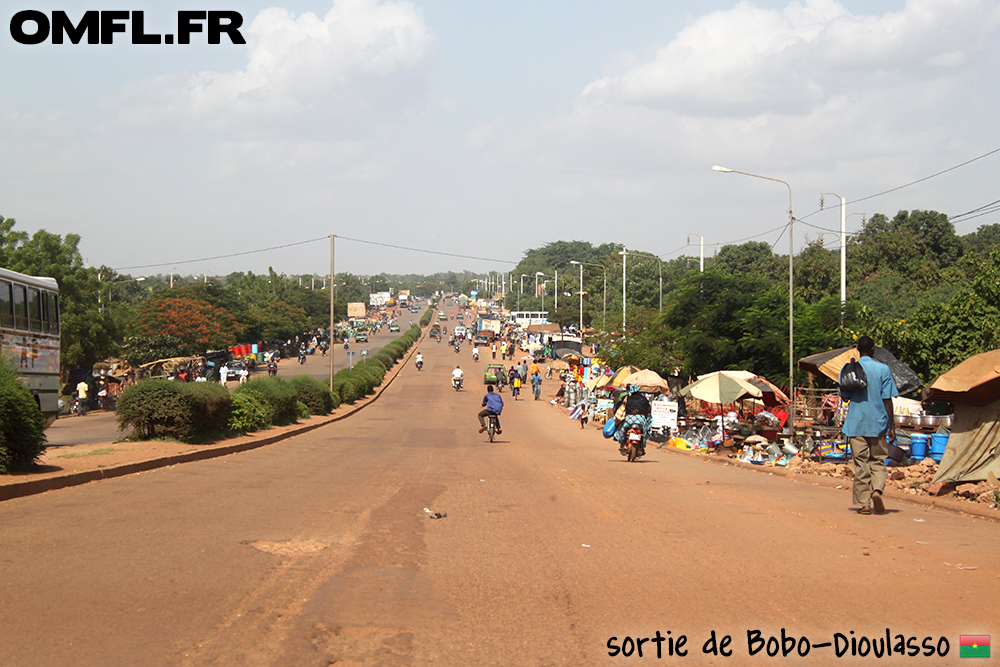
xmin=783 ymin=456 xmax=1000 ymax=508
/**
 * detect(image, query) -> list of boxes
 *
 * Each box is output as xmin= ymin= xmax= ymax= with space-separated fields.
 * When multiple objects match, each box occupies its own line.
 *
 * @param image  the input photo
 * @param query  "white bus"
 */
xmin=0 ymin=268 xmax=60 ymax=422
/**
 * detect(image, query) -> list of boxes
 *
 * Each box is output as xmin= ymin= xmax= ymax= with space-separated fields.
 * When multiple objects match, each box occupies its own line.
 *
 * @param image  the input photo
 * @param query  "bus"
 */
xmin=0 ymin=268 xmax=60 ymax=423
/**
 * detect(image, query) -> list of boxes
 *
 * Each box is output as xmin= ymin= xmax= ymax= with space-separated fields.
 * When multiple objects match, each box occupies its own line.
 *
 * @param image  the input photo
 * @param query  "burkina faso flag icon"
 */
xmin=960 ymin=635 xmax=990 ymax=658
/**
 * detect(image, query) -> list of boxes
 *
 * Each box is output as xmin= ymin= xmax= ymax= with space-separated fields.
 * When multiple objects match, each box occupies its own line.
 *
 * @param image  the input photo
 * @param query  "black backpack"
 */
xmin=839 ymin=357 xmax=868 ymax=393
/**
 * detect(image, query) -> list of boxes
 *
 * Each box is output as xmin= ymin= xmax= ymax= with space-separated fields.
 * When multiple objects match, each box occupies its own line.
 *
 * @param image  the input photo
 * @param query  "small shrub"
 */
xmin=186 ymin=381 xmax=232 ymax=432
xmin=228 ymin=390 xmax=274 ymax=433
xmin=289 ymin=375 xmax=334 ymax=415
xmin=296 ymin=400 xmax=311 ymax=420
xmin=116 ymin=379 xmax=198 ymax=440
xmin=333 ymin=377 xmax=360 ymax=404
xmin=235 ymin=377 xmax=298 ymax=425
xmin=374 ymin=351 xmax=394 ymax=369
xmin=0 ymin=360 xmax=46 ymax=473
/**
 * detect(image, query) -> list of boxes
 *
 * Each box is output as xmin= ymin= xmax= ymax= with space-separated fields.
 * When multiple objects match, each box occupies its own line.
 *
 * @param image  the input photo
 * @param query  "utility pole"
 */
xmin=330 ymin=234 xmax=336 ymax=391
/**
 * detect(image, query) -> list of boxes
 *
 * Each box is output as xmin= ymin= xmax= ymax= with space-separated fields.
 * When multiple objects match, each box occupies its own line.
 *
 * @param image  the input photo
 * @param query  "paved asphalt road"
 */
xmin=3 ymin=306 xmax=998 ymax=665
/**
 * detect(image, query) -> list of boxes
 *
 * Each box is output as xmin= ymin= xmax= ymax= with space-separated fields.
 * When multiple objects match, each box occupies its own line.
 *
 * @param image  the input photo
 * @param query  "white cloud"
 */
xmin=109 ymin=0 xmax=433 ymax=138
xmin=578 ymin=0 xmax=999 ymax=117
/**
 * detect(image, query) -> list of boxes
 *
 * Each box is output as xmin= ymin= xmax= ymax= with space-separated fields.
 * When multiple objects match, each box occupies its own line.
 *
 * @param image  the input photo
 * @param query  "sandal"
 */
xmin=858 ymin=506 xmax=872 ymax=515
xmin=872 ymin=492 xmax=885 ymax=515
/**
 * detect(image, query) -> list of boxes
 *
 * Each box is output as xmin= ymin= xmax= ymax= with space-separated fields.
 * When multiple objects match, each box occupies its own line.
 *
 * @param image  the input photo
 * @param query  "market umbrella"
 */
xmin=798 ymin=346 xmax=920 ymax=395
xmin=698 ymin=370 xmax=790 ymax=406
xmin=620 ymin=369 xmax=671 ymax=394
xmin=679 ymin=372 xmax=762 ymax=404
xmin=609 ymin=365 xmax=641 ymax=386
xmin=524 ymin=343 xmax=544 ymax=351
xmin=585 ymin=374 xmax=612 ymax=391
xmin=925 ymin=349 xmax=1000 ymax=405
xmin=550 ymin=358 xmax=571 ymax=370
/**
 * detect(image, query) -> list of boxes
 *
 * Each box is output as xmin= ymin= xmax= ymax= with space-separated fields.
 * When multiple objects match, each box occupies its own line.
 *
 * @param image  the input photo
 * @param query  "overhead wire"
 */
xmin=116 ymin=147 xmax=1000 ymax=272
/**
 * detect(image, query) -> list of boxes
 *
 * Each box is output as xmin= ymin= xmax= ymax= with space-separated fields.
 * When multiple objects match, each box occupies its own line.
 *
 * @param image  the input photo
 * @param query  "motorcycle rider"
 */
xmin=614 ymin=384 xmax=652 ymax=457
xmin=415 ymin=352 xmax=424 ymax=370
xmin=472 ymin=347 xmax=479 ymax=362
xmin=451 ymin=365 xmax=464 ymax=389
xmin=478 ymin=384 xmax=503 ymax=434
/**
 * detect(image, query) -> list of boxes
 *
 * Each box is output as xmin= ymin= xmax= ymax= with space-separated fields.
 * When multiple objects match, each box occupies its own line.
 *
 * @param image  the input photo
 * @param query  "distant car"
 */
xmin=389 ymin=324 xmax=400 ymax=332
xmin=226 ymin=360 xmax=245 ymax=380
xmin=475 ymin=334 xmax=490 ymax=346
xmin=454 ymin=325 xmax=467 ymax=337
xmin=483 ymin=364 xmax=505 ymax=385
xmin=355 ymin=332 xmax=369 ymax=343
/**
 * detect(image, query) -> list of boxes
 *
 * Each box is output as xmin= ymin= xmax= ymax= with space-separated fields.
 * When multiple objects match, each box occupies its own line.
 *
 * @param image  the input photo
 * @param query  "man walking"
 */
xmin=840 ymin=336 xmax=898 ymax=515
xmin=75 ymin=378 xmax=89 ymax=416
xmin=531 ymin=370 xmax=542 ymax=400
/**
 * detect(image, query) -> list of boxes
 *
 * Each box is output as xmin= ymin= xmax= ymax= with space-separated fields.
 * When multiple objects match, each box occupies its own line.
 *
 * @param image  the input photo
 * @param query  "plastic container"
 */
xmin=910 ymin=433 xmax=929 ymax=459
xmin=929 ymin=433 xmax=949 ymax=462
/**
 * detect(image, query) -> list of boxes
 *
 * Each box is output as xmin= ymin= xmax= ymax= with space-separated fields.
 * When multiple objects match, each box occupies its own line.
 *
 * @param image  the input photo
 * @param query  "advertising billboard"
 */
xmin=347 ymin=302 xmax=367 ymax=318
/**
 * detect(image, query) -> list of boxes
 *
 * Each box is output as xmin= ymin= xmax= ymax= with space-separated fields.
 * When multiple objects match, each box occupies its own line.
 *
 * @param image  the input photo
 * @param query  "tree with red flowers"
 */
xmin=134 ymin=297 xmax=243 ymax=355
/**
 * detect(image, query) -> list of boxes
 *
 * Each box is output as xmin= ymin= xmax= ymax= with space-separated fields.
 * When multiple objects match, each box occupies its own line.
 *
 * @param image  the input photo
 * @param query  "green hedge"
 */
xmin=0 ymin=360 xmax=46 ymax=473
xmin=117 ymin=379 xmax=201 ymax=440
xmin=288 ymin=375 xmax=335 ymax=415
xmin=227 ymin=390 xmax=274 ymax=433
xmin=185 ymin=381 xmax=233 ymax=432
xmin=234 ymin=377 xmax=298 ymax=425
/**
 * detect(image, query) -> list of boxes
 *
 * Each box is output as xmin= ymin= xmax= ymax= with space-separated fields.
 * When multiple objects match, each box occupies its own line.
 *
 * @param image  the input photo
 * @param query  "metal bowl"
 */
xmin=895 ymin=413 xmax=913 ymax=427
xmin=920 ymin=414 xmax=942 ymax=428
xmin=940 ymin=414 xmax=953 ymax=429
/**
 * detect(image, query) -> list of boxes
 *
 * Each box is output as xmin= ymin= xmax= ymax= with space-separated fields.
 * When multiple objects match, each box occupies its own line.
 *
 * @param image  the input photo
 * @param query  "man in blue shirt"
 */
xmin=479 ymin=384 xmax=503 ymax=434
xmin=840 ymin=335 xmax=899 ymax=515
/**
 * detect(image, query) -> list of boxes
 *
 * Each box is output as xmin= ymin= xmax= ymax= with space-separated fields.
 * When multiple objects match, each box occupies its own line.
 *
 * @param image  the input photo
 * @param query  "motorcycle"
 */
xmin=621 ymin=426 xmax=647 ymax=462
xmin=268 ymin=362 xmax=278 ymax=377
xmin=298 ymin=353 xmax=306 ymax=365
xmin=472 ymin=350 xmax=479 ymax=363
xmin=416 ymin=359 xmax=423 ymax=371
xmin=454 ymin=344 xmax=461 ymax=354
xmin=452 ymin=376 xmax=463 ymax=391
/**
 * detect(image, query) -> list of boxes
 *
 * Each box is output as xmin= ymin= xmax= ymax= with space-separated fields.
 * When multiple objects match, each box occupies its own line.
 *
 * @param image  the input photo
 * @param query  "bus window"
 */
xmin=28 ymin=288 xmax=42 ymax=332
xmin=0 ymin=281 xmax=12 ymax=328
xmin=51 ymin=294 xmax=59 ymax=334
xmin=40 ymin=292 xmax=50 ymax=333
xmin=12 ymin=284 xmax=27 ymax=330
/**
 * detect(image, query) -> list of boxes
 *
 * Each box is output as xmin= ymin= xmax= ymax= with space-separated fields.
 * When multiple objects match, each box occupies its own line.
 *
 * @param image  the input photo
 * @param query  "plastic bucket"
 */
xmin=910 ymin=434 xmax=929 ymax=459
xmin=930 ymin=433 xmax=949 ymax=462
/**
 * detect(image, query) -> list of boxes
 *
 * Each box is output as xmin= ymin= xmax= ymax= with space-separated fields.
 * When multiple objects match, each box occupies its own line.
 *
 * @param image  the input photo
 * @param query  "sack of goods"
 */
xmin=839 ymin=358 xmax=867 ymax=392
xmin=602 ymin=418 xmax=617 ymax=439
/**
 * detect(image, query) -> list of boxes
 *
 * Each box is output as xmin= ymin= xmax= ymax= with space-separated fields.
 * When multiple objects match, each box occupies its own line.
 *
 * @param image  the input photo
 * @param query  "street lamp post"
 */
xmin=688 ymin=233 xmax=705 ymax=272
xmin=619 ymin=248 xmax=627 ymax=332
xmin=713 ymin=165 xmax=795 ymax=422
xmin=519 ymin=274 xmax=529 ymax=311
xmin=821 ymin=192 xmax=847 ymax=305
xmin=570 ymin=261 xmax=584 ymax=332
xmin=571 ymin=260 xmax=607 ymax=330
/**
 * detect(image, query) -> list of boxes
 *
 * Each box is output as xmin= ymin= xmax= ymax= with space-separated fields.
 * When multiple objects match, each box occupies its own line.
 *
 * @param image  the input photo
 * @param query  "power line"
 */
xmin=114 ymin=232 xmax=518 ymax=273
xmin=114 ymin=235 xmax=330 ymax=271
xmin=786 ymin=146 xmax=1000 ymax=234
xmin=334 ymin=234 xmax=517 ymax=265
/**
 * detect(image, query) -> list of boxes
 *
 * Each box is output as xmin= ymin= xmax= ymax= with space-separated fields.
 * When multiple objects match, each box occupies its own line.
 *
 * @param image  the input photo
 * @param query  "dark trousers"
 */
xmin=478 ymin=409 xmax=500 ymax=430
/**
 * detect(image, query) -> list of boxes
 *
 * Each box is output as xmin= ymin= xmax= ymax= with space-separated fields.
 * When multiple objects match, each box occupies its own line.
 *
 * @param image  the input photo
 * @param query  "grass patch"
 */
xmin=57 ymin=447 xmax=118 ymax=459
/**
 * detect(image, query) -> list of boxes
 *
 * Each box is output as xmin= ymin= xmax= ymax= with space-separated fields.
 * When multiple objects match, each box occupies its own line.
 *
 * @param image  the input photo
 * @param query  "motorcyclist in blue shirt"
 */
xmin=478 ymin=384 xmax=503 ymax=434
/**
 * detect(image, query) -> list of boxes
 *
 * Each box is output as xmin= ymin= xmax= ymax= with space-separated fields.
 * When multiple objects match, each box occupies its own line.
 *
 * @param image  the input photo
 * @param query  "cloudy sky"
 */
xmin=2 ymin=0 xmax=999 ymax=278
